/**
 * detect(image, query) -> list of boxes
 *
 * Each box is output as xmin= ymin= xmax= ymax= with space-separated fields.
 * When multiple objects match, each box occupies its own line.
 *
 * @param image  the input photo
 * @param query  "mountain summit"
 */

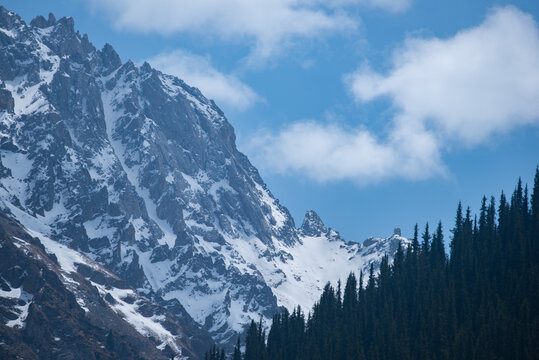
xmin=299 ymin=210 xmax=327 ymax=237
xmin=0 ymin=7 xmax=408 ymax=355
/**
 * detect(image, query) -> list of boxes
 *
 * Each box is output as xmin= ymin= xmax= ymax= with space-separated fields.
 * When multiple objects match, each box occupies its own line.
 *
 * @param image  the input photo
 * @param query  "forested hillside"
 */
xmin=209 ymin=168 xmax=539 ymax=360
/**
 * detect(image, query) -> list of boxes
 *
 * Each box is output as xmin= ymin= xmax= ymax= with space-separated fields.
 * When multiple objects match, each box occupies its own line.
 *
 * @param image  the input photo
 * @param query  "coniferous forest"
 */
xmin=207 ymin=169 xmax=539 ymax=360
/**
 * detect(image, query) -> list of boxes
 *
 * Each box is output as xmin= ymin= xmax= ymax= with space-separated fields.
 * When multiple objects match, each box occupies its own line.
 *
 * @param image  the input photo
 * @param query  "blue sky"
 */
xmin=4 ymin=0 xmax=539 ymax=242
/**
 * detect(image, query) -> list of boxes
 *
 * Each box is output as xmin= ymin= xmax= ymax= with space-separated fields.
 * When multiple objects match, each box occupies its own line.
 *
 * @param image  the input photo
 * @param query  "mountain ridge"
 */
xmin=0 ymin=208 xmax=211 ymax=359
xmin=0 ymin=6 xmax=409 ymax=355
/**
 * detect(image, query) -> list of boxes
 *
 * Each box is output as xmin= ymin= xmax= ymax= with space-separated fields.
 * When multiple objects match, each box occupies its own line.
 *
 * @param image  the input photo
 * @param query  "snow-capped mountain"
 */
xmin=0 ymin=6 xmax=409 ymax=352
xmin=0 ymin=209 xmax=211 ymax=359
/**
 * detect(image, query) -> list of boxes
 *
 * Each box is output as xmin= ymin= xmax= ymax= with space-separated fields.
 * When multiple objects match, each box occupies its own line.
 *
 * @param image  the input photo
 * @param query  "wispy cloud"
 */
xmin=250 ymin=6 xmax=539 ymax=184
xmin=148 ymin=50 xmax=260 ymax=110
xmin=361 ymin=0 xmax=412 ymax=13
xmin=86 ymin=0 xmax=410 ymax=64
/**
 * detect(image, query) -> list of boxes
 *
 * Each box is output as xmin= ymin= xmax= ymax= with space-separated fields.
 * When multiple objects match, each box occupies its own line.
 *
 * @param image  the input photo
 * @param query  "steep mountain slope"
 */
xmin=0 ymin=209 xmax=210 ymax=359
xmin=0 ymin=6 xmax=409 ymax=348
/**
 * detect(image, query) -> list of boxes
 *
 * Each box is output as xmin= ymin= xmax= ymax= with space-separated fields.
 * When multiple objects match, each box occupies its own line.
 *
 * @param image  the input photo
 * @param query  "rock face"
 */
xmin=299 ymin=210 xmax=327 ymax=237
xmin=0 ymin=210 xmax=210 ymax=359
xmin=0 ymin=6 xmax=410 ymax=352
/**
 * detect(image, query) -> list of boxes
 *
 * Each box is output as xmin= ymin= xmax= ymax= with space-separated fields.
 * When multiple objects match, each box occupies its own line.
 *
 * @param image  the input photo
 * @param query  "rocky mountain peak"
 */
xmin=30 ymin=13 xmax=56 ymax=28
xmin=299 ymin=210 xmax=327 ymax=237
xmin=0 ymin=6 xmax=409 ymax=352
xmin=99 ymin=43 xmax=122 ymax=73
xmin=0 ymin=6 xmax=22 ymax=30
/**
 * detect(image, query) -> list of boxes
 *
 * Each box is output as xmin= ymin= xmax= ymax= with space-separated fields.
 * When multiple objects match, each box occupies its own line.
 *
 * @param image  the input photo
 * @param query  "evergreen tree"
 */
xmin=412 ymin=223 xmax=420 ymax=254
xmin=245 ymin=319 xmax=266 ymax=360
xmin=430 ymin=221 xmax=445 ymax=266
xmin=421 ymin=222 xmax=430 ymax=254
xmin=208 ymin=169 xmax=539 ymax=360
xmin=232 ymin=337 xmax=241 ymax=360
xmin=342 ymin=273 xmax=357 ymax=312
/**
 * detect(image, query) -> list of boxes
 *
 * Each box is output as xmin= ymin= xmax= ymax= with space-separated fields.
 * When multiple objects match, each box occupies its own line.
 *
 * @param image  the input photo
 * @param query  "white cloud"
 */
xmin=348 ymin=6 xmax=539 ymax=146
xmin=87 ymin=0 xmax=357 ymax=62
xmin=148 ymin=50 xmax=260 ymax=110
xmin=250 ymin=6 xmax=539 ymax=184
xmin=248 ymin=120 xmax=444 ymax=184
xmin=86 ymin=0 xmax=412 ymax=63
xmin=361 ymin=0 xmax=411 ymax=13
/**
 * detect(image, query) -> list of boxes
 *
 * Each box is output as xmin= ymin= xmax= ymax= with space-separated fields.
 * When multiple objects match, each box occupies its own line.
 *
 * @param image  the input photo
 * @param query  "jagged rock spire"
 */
xmin=300 ymin=210 xmax=327 ymax=237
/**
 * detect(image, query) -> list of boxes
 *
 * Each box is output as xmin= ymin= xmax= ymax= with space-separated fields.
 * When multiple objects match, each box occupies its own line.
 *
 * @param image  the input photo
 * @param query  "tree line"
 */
xmin=206 ymin=169 xmax=539 ymax=360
